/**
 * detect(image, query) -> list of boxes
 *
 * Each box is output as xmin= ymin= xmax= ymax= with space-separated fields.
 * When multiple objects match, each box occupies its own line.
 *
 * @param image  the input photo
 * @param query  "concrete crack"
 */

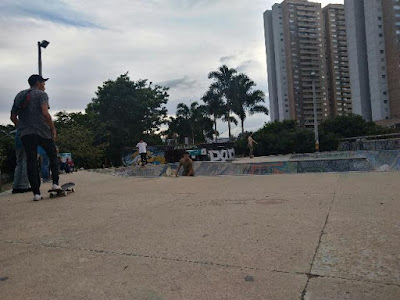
xmin=300 ymin=176 xmax=340 ymax=300
xmin=0 ymin=239 xmax=268 ymax=273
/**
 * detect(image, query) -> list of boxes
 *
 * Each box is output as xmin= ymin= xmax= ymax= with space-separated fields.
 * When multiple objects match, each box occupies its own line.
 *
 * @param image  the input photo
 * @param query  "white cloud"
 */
xmin=1 ymin=0 xmax=343 ymax=134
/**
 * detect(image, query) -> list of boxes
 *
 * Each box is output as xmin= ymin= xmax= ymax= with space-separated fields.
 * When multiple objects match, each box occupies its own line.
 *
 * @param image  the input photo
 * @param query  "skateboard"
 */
xmin=48 ymin=182 xmax=75 ymax=198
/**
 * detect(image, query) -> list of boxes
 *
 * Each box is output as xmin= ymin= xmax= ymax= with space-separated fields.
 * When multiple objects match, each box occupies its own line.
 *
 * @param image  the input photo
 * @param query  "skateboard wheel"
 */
xmin=71 ymin=188 xmax=75 ymax=193
xmin=50 ymin=194 xmax=54 ymax=198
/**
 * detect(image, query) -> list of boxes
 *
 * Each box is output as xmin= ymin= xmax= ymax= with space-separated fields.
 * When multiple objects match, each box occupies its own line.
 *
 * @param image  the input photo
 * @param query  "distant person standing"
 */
xmin=12 ymin=129 xmax=31 ymax=194
xmin=37 ymin=146 xmax=50 ymax=182
xmin=10 ymin=74 xmax=61 ymax=201
xmin=248 ymin=133 xmax=258 ymax=158
xmin=176 ymin=151 xmax=194 ymax=176
xmin=136 ymin=139 xmax=148 ymax=165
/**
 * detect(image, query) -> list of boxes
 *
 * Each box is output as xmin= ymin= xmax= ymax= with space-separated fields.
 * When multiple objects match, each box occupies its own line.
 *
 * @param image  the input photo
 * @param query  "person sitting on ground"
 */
xmin=176 ymin=151 xmax=194 ymax=176
xmin=59 ymin=157 xmax=66 ymax=173
xmin=66 ymin=158 xmax=74 ymax=173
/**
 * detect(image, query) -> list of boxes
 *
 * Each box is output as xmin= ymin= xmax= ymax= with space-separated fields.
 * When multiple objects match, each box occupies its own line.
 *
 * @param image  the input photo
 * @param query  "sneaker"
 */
xmin=33 ymin=194 xmax=43 ymax=201
xmin=52 ymin=184 xmax=62 ymax=190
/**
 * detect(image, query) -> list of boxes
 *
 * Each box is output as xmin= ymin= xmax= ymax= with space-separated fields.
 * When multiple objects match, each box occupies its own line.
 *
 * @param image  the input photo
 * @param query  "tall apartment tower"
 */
xmin=264 ymin=0 xmax=330 ymax=127
xmin=345 ymin=0 xmax=400 ymax=121
xmin=323 ymin=4 xmax=352 ymax=117
xmin=382 ymin=0 xmax=400 ymax=119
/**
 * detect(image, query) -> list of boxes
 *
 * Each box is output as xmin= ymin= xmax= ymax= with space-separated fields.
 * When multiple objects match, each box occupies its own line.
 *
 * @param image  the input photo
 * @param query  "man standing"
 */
xmin=10 ymin=74 xmax=61 ymax=201
xmin=248 ymin=133 xmax=258 ymax=158
xmin=136 ymin=139 xmax=148 ymax=165
xmin=176 ymin=151 xmax=194 ymax=176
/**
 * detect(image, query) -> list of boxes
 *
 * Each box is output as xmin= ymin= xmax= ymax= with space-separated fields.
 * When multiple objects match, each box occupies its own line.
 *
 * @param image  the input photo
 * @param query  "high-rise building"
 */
xmin=382 ymin=0 xmax=400 ymax=119
xmin=345 ymin=0 xmax=400 ymax=121
xmin=264 ymin=0 xmax=330 ymax=127
xmin=323 ymin=4 xmax=352 ymax=117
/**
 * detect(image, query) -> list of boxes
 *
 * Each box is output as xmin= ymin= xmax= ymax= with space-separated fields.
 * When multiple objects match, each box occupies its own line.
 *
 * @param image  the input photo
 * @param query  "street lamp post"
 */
xmin=37 ymin=40 xmax=50 ymax=76
xmin=311 ymin=71 xmax=319 ymax=152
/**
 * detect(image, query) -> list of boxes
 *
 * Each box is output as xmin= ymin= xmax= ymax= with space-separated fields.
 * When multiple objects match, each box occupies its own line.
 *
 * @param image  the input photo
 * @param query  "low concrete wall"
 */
xmin=338 ymin=138 xmax=400 ymax=151
xmin=90 ymin=150 xmax=400 ymax=177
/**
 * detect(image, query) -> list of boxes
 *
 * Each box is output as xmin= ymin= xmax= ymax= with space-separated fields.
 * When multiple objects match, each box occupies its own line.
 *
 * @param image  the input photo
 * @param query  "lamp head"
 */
xmin=39 ymin=40 xmax=50 ymax=48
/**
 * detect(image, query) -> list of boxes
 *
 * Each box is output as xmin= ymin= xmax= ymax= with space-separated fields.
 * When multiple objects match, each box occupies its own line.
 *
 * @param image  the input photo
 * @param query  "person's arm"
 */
xmin=10 ymin=95 xmax=20 ymax=127
xmin=41 ymin=103 xmax=56 ymax=140
xmin=10 ymin=113 xmax=18 ymax=127
xmin=175 ymin=161 xmax=182 ymax=176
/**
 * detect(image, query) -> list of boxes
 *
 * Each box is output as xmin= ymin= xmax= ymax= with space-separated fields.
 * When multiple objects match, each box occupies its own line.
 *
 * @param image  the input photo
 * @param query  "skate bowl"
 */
xmin=89 ymin=150 xmax=400 ymax=177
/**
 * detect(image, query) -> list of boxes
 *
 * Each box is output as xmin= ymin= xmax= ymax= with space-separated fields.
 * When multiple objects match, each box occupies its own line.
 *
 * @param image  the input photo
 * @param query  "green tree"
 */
xmin=318 ymin=114 xmax=392 ymax=151
xmin=230 ymin=73 xmax=268 ymax=134
xmin=0 ymin=125 xmax=17 ymax=176
xmin=172 ymin=102 xmax=213 ymax=144
xmin=320 ymin=114 xmax=390 ymax=138
xmin=235 ymin=121 xmax=314 ymax=156
xmin=85 ymin=73 xmax=169 ymax=165
xmin=202 ymin=87 xmax=225 ymax=142
xmin=208 ymin=65 xmax=238 ymax=139
xmin=54 ymin=112 xmax=106 ymax=169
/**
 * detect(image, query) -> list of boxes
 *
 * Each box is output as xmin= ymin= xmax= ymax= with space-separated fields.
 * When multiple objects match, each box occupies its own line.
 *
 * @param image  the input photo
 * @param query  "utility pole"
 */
xmin=37 ymin=40 xmax=50 ymax=76
xmin=311 ymin=71 xmax=319 ymax=151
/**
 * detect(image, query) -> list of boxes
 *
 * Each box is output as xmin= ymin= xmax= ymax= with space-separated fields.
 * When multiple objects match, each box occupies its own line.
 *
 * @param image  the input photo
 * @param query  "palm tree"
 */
xmin=176 ymin=102 xmax=213 ymax=144
xmin=208 ymin=65 xmax=237 ymax=139
xmin=202 ymin=87 xmax=225 ymax=142
xmin=231 ymin=74 xmax=269 ymax=134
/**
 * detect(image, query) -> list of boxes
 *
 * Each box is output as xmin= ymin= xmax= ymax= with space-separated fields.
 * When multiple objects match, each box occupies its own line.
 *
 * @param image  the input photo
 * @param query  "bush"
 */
xmin=235 ymin=115 xmax=393 ymax=156
xmin=236 ymin=120 xmax=314 ymax=156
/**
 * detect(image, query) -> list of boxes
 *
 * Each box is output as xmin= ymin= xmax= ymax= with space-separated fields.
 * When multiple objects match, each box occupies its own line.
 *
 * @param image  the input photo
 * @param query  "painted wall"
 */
xmin=208 ymin=148 xmax=235 ymax=162
xmin=98 ymin=150 xmax=400 ymax=177
xmin=122 ymin=146 xmax=166 ymax=167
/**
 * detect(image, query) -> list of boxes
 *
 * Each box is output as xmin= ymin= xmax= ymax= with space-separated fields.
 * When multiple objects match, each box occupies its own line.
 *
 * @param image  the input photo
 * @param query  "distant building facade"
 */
xmin=323 ymin=4 xmax=352 ymax=117
xmin=264 ymin=0 xmax=345 ymax=127
xmin=345 ymin=0 xmax=400 ymax=121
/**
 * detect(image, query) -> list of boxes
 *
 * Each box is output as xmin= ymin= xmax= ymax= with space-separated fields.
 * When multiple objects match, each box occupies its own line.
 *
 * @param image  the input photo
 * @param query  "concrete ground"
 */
xmin=0 ymin=171 xmax=399 ymax=300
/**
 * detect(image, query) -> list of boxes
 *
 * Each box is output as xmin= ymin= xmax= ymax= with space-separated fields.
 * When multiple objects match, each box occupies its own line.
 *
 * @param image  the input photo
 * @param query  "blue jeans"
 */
xmin=13 ymin=144 xmax=30 ymax=189
xmin=40 ymin=154 xmax=50 ymax=181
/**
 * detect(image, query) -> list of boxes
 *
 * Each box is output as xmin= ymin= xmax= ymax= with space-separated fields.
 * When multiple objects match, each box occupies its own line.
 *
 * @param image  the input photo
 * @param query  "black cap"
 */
xmin=28 ymin=74 xmax=49 ymax=87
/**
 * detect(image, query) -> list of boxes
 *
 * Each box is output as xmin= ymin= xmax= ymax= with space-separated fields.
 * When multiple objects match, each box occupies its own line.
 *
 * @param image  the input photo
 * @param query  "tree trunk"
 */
xmin=227 ymin=113 xmax=231 ymax=140
xmin=241 ymin=118 xmax=245 ymax=135
xmin=214 ymin=118 xmax=218 ymax=143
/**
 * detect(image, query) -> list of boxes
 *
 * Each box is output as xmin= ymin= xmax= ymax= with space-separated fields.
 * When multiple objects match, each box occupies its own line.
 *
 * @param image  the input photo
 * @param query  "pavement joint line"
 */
xmin=300 ymin=175 xmax=341 ymax=300
xmin=0 ymin=239 xmax=283 ymax=274
xmin=2 ymin=239 xmax=398 ymax=289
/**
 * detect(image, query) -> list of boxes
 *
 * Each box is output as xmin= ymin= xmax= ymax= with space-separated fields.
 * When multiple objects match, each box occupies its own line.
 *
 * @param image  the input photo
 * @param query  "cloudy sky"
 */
xmin=0 ymin=0 xmax=343 ymax=136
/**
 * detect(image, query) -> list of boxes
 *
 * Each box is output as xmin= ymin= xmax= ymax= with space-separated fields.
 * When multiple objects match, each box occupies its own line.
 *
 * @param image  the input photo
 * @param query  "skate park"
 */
xmin=1 ymin=150 xmax=400 ymax=299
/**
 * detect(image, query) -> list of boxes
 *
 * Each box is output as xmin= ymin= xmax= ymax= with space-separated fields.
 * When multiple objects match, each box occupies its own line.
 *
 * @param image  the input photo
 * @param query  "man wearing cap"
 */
xmin=10 ymin=74 xmax=61 ymax=201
